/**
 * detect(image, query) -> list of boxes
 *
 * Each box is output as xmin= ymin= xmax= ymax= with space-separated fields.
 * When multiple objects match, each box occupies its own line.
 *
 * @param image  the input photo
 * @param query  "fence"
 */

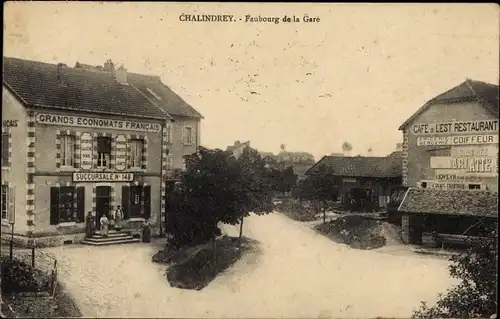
xmin=0 ymin=239 xmax=58 ymax=297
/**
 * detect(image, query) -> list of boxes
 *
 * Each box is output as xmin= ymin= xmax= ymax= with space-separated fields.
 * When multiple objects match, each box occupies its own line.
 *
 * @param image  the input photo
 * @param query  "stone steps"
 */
xmin=82 ymin=230 xmax=141 ymax=246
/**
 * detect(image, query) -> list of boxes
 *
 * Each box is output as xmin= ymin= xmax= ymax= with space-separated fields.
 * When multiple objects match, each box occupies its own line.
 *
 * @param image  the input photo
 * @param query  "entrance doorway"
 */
xmin=96 ymin=186 xmax=111 ymax=230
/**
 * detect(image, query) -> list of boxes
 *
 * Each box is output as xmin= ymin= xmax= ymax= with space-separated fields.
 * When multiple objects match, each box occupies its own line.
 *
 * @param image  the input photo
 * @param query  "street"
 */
xmin=44 ymin=213 xmax=457 ymax=318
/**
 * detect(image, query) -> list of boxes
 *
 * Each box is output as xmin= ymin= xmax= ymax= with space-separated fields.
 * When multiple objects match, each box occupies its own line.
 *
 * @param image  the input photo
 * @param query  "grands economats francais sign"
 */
xmin=35 ymin=113 xmax=162 ymax=133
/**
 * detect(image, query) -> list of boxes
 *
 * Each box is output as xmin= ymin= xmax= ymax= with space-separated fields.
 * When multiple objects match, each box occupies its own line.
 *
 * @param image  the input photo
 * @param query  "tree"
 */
xmin=170 ymin=146 xmax=273 ymax=252
xmin=281 ymin=166 xmax=298 ymax=195
xmin=170 ymin=147 xmax=242 ymax=250
xmin=412 ymin=223 xmax=498 ymax=319
xmin=294 ymin=165 xmax=342 ymax=223
xmin=342 ymin=141 xmax=353 ymax=156
xmin=237 ymin=146 xmax=274 ymax=248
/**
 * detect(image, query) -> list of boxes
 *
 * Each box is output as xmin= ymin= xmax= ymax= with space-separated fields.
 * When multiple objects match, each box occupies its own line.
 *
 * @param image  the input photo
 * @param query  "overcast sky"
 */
xmin=4 ymin=2 xmax=499 ymax=160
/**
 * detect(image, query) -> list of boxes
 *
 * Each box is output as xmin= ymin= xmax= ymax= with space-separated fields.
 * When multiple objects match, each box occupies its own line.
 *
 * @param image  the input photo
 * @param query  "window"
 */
xmin=129 ymin=139 xmax=144 ymax=169
xmin=469 ymin=184 xmax=481 ymax=190
xmin=61 ymin=135 xmax=76 ymax=167
xmin=1 ymin=185 xmax=14 ymax=221
xmin=2 ymin=133 xmax=9 ymax=166
xmin=420 ymin=182 xmax=427 ymax=189
xmin=183 ymin=126 xmax=193 ymax=145
xmin=97 ymin=137 xmax=112 ymax=169
xmin=50 ymin=186 xmax=85 ymax=225
xmin=121 ymin=185 xmax=151 ymax=219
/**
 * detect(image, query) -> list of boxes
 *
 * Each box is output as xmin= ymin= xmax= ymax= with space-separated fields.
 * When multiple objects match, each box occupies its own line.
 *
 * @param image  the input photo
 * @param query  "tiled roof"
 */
xmin=3 ymin=57 xmax=169 ymax=120
xmin=292 ymin=165 xmax=313 ymax=177
xmin=398 ymin=188 xmax=498 ymax=218
xmin=306 ymin=151 xmax=402 ymax=178
xmin=226 ymin=141 xmax=250 ymax=152
xmin=127 ymin=72 xmax=203 ymax=119
xmin=399 ymin=79 xmax=499 ymax=130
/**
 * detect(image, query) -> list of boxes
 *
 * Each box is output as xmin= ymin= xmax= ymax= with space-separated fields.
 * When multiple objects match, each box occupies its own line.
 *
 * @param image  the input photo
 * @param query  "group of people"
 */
xmin=84 ymin=206 xmax=151 ymax=242
xmin=85 ymin=206 xmax=124 ymax=237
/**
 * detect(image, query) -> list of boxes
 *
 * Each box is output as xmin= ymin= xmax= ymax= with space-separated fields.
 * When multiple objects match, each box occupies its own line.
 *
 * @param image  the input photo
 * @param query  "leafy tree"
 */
xmin=412 ymin=223 xmax=498 ymax=319
xmin=170 ymin=147 xmax=241 ymax=249
xmin=294 ymin=165 xmax=342 ymax=223
xmin=342 ymin=141 xmax=353 ymax=156
xmin=169 ymin=146 xmax=273 ymax=251
xmin=237 ymin=146 xmax=274 ymax=247
xmin=281 ymin=166 xmax=298 ymax=195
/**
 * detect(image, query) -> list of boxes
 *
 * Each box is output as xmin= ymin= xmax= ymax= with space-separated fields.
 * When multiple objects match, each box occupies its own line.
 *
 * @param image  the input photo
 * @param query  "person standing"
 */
xmin=142 ymin=218 xmax=151 ymax=243
xmin=85 ymin=211 xmax=95 ymax=237
xmin=115 ymin=205 xmax=123 ymax=231
xmin=100 ymin=214 xmax=109 ymax=237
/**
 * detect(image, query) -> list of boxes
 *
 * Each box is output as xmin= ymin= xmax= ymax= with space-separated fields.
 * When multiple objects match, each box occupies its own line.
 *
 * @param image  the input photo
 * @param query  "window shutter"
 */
xmin=77 ymin=187 xmax=85 ymax=222
xmin=8 ymin=187 xmax=15 ymax=223
xmin=50 ymin=187 xmax=60 ymax=225
xmin=143 ymin=185 xmax=151 ymax=220
xmin=182 ymin=127 xmax=186 ymax=144
xmin=122 ymin=186 xmax=130 ymax=220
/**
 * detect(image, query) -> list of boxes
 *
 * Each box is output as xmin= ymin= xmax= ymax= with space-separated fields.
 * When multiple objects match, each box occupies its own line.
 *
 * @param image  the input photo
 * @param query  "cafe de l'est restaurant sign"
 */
xmin=36 ymin=113 xmax=161 ymax=133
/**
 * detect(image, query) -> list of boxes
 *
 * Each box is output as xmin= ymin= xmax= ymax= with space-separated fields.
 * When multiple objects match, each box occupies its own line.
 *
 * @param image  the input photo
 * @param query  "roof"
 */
xmin=399 ymin=79 xmax=499 ymax=130
xmin=126 ymin=72 xmax=203 ymax=119
xmin=3 ymin=57 xmax=170 ymax=120
xmin=292 ymin=165 xmax=313 ymax=177
xmin=306 ymin=151 xmax=402 ymax=178
xmin=398 ymin=188 xmax=498 ymax=218
xmin=226 ymin=141 xmax=250 ymax=152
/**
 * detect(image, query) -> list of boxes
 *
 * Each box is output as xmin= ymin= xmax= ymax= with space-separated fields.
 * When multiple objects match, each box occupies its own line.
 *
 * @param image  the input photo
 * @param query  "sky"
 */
xmin=4 ymin=2 xmax=499 ymax=160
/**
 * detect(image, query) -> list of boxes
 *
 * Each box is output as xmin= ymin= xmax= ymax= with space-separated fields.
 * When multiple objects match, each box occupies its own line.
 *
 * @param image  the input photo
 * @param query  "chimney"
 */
xmin=104 ymin=59 xmax=115 ymax=72
xmin=57 ymin=63 xmax=67 ymax=84
xmin=115 ymin=64 xmax=128 ymax=84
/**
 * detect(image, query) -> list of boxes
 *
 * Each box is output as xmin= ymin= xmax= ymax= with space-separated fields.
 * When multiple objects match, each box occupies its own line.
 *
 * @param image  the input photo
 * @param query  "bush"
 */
xmin=166 ymin=236 xmax=258 ymax=290
xmin=412 ymin=224 xmax=497 ymax=318
xmin=1 ymin=257 xmax=51 ymax=293
xmin=275 ymin=199 xmax=317 ymax=221
xmin=315 ymin=215 xmax=387 ymax=250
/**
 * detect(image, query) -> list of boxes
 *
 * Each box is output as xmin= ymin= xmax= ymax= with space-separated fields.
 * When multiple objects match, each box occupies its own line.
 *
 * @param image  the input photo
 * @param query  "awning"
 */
xmin=397 ymin=188 xmax=498 ymax=218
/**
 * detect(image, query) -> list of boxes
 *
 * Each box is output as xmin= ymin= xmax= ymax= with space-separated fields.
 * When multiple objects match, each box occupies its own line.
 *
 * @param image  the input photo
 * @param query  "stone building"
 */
xmin=396 ymin=79 xmax=499 ymax=245
xmin=1 ymin=57 xmax=202 ymax=246
xmin=306 ymin=151 xmax=402 ymax=211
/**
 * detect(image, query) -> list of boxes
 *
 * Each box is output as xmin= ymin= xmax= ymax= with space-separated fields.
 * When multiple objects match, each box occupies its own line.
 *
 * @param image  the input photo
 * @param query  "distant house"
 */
xmin=226 ymin=140 xmax=251 ymax=159
xmin=265 ymin=147 xmax=316 ymax=179
xmin=305 ymin=151 xmax=403 ymax=211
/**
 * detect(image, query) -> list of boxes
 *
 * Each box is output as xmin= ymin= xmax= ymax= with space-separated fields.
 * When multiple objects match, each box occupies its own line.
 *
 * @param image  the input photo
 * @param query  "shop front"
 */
xmin=30 ymin=112 xmax=164 ymax=246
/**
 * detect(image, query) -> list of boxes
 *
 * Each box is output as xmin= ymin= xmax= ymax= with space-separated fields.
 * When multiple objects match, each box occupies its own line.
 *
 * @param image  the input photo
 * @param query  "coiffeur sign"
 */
xmin=36 ymin=113 xmax=162 ymax=133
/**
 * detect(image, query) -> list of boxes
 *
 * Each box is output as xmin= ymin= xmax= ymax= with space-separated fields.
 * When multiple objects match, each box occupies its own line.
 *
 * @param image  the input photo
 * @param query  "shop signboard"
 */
xmin=429 ymin=182 xmax=470 ymax=190
xmin=36 ymin=113 xmax=162 ymax=133
xmin=417 ymin=134 xmax=498 ymax=147
xmin=115 ymin=134 xmax=127 ymax=171
xmin=80 ymin=132 xmax=93 ymax=170
xmin=412 ymin=119 xmax=499 ymax=136
xmin=73 ymin=172 xmax=134 ymax=183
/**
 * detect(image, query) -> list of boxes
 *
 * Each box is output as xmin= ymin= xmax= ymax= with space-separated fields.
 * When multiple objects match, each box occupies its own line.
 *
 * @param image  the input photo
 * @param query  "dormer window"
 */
xmin=146 ymin=88 xmax=162 ymax=100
